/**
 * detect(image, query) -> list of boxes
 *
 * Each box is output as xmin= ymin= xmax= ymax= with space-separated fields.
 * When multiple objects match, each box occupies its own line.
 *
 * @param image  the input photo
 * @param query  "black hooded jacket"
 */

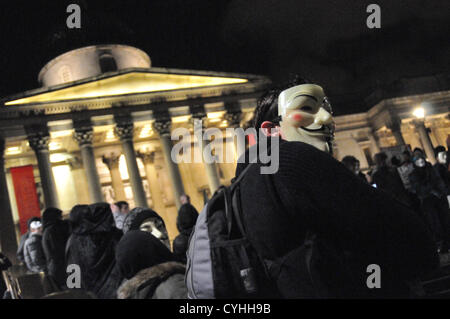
xmin=66 ymin=203 xmax=122 ymax=297
xmin=235 ymin=140 xmax=438 ymax=298
xmin=41 ymin=208 xmax=70 ymax=288
xmin=173 ymin=203 xmax=198 ymax=263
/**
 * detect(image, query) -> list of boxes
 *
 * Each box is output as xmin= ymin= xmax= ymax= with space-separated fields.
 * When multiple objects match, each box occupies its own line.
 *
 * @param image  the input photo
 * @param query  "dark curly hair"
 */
xmin=252 ymin=75 xmax=312 ymax=133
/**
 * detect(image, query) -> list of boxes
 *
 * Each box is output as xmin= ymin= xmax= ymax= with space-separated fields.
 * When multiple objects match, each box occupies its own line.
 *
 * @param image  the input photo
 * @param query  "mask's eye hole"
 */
xmin=301 ymin=106 xmax=313 ymax=112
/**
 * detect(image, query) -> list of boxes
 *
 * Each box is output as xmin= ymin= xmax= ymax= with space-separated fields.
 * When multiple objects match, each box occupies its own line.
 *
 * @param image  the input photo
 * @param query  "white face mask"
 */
xmin=437 ymin=151 xmax=447 ymax=165
xmin=415 ymin=158 xmax=426 ymax=168
xmin=278 ymin=84 xmax=334 ymax=153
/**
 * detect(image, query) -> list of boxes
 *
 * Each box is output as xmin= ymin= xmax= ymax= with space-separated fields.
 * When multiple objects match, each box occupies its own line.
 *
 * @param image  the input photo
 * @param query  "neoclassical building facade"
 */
xmin=0 ymin=44 xmax=449 ymax=260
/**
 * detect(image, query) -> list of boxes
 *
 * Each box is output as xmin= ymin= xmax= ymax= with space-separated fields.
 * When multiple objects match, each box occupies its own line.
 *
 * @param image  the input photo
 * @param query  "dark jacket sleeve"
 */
xmin=274 ymin=142 xmax=439 ymax=281
xmin=42 ymin=229 xmax=56 ymax=276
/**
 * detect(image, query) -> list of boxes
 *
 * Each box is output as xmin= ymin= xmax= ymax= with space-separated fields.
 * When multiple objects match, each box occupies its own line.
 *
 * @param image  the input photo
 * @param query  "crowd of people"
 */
xmin=341 ymin=146 xmax=450 ymax=254
xmin=11 ymin=195 xmax=199 ymax=299
xmin=2 ymin=77 xmax=449 ymax=299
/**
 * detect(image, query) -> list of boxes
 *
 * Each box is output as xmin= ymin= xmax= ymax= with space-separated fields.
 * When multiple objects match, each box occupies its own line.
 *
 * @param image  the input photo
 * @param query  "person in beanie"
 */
xmin=173 ymin=194 xmax=198 ymax=263
xmin=23 ymin=220 xmax=47 ymax=273
xmin=116 ymin=231 xmax=186 ymax=299
xmin=16 ymin=216 xmax=41 ymax=264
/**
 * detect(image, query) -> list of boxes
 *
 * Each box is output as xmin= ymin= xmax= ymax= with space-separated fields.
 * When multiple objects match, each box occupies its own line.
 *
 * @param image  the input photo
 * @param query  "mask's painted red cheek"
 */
xmin=293 ymin=114 xmax=303 ymax=122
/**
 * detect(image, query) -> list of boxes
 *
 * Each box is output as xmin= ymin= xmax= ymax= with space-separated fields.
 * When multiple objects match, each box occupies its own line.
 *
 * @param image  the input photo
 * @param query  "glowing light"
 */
xmin=5 ymin=146 xmax=21 ymax=155
xmin=50 ymin=130 xmax=73 ymax=138
xmin=49 ymin=142 xmax=62 ymax=150
xmin=139 ymin=124 xmax=153 ymax=138
xmin=172 ymin=115 xmax=191 ymax=124
xmin=413 ymin=106 xmax=425 ymax=119
xmin=219 ymin=120 xmax=229 ymax=128
xmin=5 ymin=72 xmax=248 ymax=106
xmin=207 ymin=111 xmax=225 ymax=119
xmin=105 ymin=130 xmax=117 ymax=142
xmin=50 ymin=153 xmax=68 ymax=163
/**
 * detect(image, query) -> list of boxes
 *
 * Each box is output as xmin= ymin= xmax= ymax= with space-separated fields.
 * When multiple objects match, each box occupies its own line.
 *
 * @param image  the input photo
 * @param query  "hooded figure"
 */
xmin=409 ymin=154 xmax=450 ymax=253
xmin=16 ymin=216 xmax=41 ymax=264
xmin=66 ymin=203 xmax=122 ymax=297
xmin=173 ymin=201 xmax=198 ymax=263
xmin=41 ymin=208 xmax=70 ymax=288
xmin=122 ymin=207 xmax=170 ymax=249
xmin=116 ymin=231 xmax=186 ymax=299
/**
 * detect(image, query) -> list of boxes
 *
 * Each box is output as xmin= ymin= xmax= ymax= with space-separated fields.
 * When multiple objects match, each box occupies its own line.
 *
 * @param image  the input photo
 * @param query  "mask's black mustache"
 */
xmin=301 ymin=126 xmax=325 ymax=132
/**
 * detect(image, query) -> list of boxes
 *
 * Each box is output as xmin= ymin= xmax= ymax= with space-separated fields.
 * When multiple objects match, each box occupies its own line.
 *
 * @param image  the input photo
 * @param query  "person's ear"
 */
xmin=260 ymin=121 xmax=281 ymax=137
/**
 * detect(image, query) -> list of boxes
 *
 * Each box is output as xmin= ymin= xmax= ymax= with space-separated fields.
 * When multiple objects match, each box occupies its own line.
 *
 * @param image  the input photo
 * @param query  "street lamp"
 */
xmin=412 ymin=106 xmax=425 ymax=119
xmin=412 ymin=103 xmax=436 ymax=164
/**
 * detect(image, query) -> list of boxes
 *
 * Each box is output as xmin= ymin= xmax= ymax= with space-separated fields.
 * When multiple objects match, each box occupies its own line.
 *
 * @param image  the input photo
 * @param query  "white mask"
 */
xmin=415 ymin=158 xmax=426 ymax=168
xmin=437 ymin=151 xmax=447 ymax=165
xmin=278 ymin=84 xmax=334 ymax=153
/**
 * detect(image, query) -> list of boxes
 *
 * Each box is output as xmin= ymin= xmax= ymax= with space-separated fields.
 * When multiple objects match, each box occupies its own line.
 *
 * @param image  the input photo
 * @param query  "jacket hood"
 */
xmin=122 ymin=207 xmax=166 ymax=234
xmin=116 ymin=230 xmax=175 ymax=280
xmin=73 ymin=202 xmax=116 ymax=235
xmin=42 ymin=207 xmax=62 ymax=228
xmin=117 ymin=261 xmax=185 ymax=299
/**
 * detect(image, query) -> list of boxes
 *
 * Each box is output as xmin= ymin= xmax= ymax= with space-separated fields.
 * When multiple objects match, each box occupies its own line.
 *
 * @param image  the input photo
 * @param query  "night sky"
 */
xmin=0 ymin=0 xmax=449 ymax=115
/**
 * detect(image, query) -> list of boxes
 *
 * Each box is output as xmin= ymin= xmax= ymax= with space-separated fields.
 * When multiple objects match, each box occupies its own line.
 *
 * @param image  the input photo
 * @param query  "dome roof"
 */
xmin=38 ymin=45 xmax=151 ymax=87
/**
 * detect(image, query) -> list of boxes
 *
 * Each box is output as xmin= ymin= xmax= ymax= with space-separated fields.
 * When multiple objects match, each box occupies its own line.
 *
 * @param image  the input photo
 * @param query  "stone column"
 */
xmin=0 ymin=138 xmax=18 ymax=262
xmin=193 ymin=118 xmax=221 ymax=194
xmin=67 ymin=157 xmax=90 ymax=204
xmin=386 ymin=118 xmax=406 ymax=146
xmin=102 ymin=154 xmax=126 ymax=201
xmin=153 ymin=120 xmax=185 ymax=209
xmin=27 ymin=131 xmax=60 ymax=208
xmin=414 ymin=120 xmax=436 ymax=164
xmin=367 ymin=129 xmax=381 ymax=153
xmin=115 ymin=122 xmax=148 ymax=208
xmin=73 ymin=128 xmax=104 ymax=203
xmin=138 ymin=151 xmax=166 ymax=215
xmin=225 ymin=110 xmax=244 ymax=159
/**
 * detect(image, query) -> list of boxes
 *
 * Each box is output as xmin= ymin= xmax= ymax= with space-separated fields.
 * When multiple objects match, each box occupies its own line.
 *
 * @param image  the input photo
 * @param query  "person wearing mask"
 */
xmin=434 ymin=146 xmax=450 ymax=195
xmin=116 ymin=231 xmax=186 ymax=299
xmin=226 ymin=77 xmax=437 ymax=298
xmin=16 ymin=216 xmax=41 ymax=264
xmin=111 ymin=201 xmax=130 ymax=230
xmin=173 ymin=194 xmax=199 ymax=263
xmin=23 ymin=220 xmax=47 ymax=273
xmin=66 ymin=203 xmax=122 ymax=297
xmin=122 ymin=207 xmax=170 ymax=249
xmin=371 ymin=152 xmax=413 ymax=207
xmin=410 ymin=152 xmax=450 ymax=253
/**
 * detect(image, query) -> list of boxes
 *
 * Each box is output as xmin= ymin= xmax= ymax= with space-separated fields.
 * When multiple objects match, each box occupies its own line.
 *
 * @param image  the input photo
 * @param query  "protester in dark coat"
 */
xmin=41 ymin=208 xmax=70 ymax=289
xmin=66 ymin=203 xmax=122 ymax=297
xmin=371 ymin=152 xmax=413 ymax=207
xmin=116 ymin=231 xmax=186 ymax=299
xmin=173 ymin=194 xmax=198 ymax=263
xmin=122 ymin=207 xmax=170 ymax=249
xmin=24 ymin=220 xmax=47 ymax=273
xmin=433 ymin=146 xmax=450 ymax=194
xmin=235 ymin=140 xmax=438 ymax=298
xmin=410 ymin=154 xmax=450 ymax=253
xmin=17 ymin=217 xmax=41 ymax=264
xmin=341 ymin=156 xmax=368 ymax=183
